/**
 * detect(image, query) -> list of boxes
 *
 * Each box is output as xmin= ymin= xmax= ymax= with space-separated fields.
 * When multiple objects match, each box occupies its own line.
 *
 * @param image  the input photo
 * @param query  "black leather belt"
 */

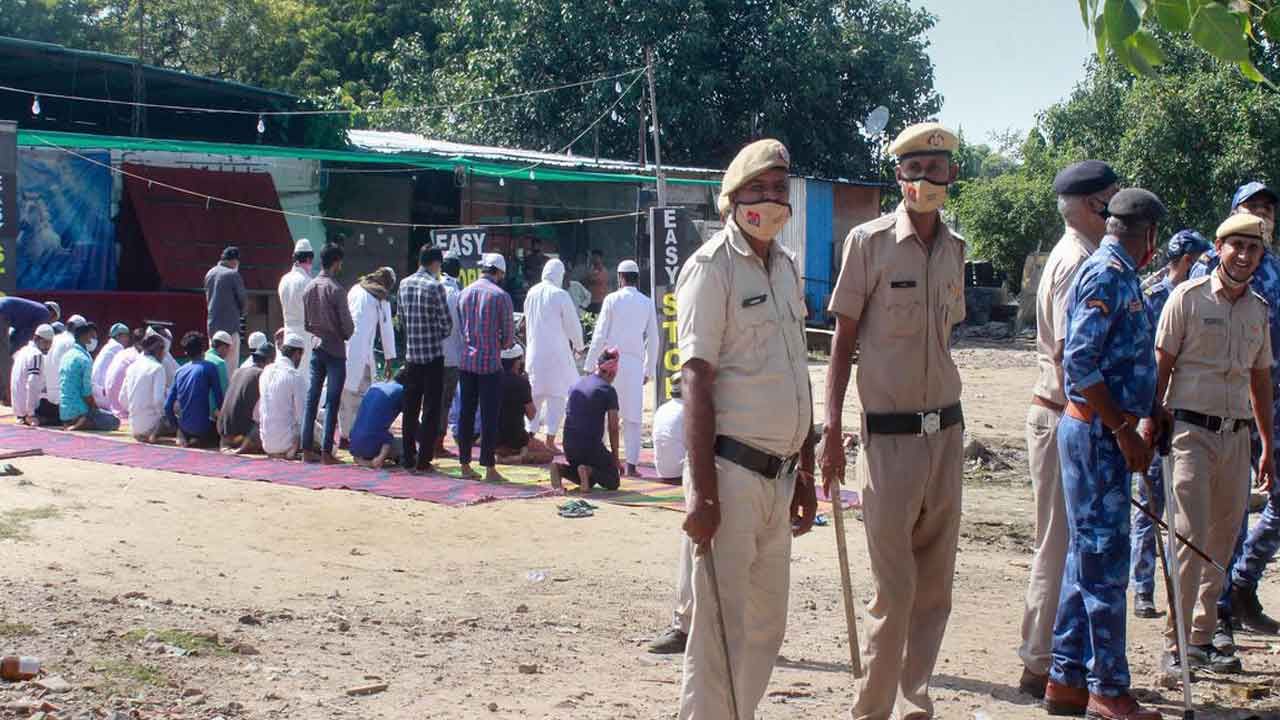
xmin=714 ymin=435 xmax=799 ymax=480
xmin=865 ymin=403 xmax=964 ymax=436
xmin=1173 ymin=409 xmax=1251 ymax=434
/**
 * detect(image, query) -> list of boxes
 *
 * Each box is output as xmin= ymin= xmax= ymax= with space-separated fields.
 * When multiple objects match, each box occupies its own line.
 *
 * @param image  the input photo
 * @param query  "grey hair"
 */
xmin=1057 ymin=194 xmax=1086 ymax=220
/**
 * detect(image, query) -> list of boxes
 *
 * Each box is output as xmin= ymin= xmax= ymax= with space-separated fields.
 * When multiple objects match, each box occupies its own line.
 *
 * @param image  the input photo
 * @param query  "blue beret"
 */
xmin=1166 ymin=229 xmax=1210 ymax=259
xmin=1053 ymin=160 xmax=1118 ymax=195
xmin=1107 ymin=188 xmax=1167 ymax=222
xmin=1231 ymin=181 xmax=1277 ymax=210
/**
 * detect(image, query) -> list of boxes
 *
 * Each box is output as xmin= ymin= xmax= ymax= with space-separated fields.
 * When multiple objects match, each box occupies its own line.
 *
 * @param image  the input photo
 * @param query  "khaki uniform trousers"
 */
xmin=1164 ymin=421 xmax=1251 ymax=652
xmin=1019 ymin=403 xmax=1068 ymax=675
xmin=853 ymin=423 xmax=963 ymax=720
xmin=679 ymin=457 xmax=796 ymax=719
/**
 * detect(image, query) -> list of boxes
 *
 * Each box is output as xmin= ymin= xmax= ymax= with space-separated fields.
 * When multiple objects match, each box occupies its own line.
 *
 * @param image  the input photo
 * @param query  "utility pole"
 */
xmin=644 ymin=47 xmax=666 ymax=208
xmin=131 ymin=0 xmax=145 ymax=136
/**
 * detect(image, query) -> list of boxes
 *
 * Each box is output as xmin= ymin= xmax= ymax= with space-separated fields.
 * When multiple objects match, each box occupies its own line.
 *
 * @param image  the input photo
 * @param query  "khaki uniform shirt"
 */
xmin=1033 ymin=228 xmax=1098 ymax=406
xmin=675 ymin=219 xmax=812 ymax=458
xmin=1157 ymin=272 xmax=1272 ymax=419
xmin=827 ymin=204 xmax=966 ymax=414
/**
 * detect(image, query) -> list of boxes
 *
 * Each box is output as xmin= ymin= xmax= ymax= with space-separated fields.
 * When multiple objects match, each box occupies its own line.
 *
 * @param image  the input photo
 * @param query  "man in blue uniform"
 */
xmin=1045 ymin=188 xmax=1165 ymax=720
xmin=1190 ymin=181 xmax=1280 ymax=652
xmin=1131 ymin=229 xmax=1212 ymax=618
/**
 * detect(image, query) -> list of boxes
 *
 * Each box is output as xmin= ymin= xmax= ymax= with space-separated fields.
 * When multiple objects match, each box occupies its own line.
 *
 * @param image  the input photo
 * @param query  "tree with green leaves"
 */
xmin=384 ymin=0 xmax=941 ymax=177
xmin=1077 ymin=0 xmax=1280 ymax=83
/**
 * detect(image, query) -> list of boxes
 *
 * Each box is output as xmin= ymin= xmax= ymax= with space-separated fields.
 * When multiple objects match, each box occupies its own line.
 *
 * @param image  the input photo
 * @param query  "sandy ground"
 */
xmin=3 ymin=339 xmax=1280 ymax=719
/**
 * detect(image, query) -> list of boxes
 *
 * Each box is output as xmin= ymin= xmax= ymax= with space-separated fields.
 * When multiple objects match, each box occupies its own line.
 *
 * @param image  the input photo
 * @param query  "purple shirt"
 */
xmin=457 ymin=276 xmax=514 ymax=375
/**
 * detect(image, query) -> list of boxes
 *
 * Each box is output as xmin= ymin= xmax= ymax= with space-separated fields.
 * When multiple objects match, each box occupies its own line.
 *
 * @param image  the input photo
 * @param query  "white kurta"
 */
xmin=524 ymin=260 xmax=583 ymax=400
xmin=91 ymin=338 xmax=124 ymax=403
xmin=45 ymin=332 xmax=76 ymax=406
xmin=652 ymin=398 xmax=686 ymax=478
xmin=278 ymin=265 xmax=314 ymax=363
xmin=259 ymin=355 xmax=307 ymax=455
xmin=122 ymin=355 xmax=167 ymax=437
xmin=585 ymin=286 xmax=659 ymax=424
xmin=9 ymin=343 xmax=46 ymax=418
xmin=344 ymin=285 xmax=396 ymax=392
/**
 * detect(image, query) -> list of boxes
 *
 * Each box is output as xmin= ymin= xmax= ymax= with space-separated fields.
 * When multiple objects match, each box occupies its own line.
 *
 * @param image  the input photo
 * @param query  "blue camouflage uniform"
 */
xmin=1052 ymin=238 xmax=1157 ymax=697
xmin=1129 ymin=276 xmax=1173 ymax=597
xmin=1193 ymin=247 xmax=1280 ymax=605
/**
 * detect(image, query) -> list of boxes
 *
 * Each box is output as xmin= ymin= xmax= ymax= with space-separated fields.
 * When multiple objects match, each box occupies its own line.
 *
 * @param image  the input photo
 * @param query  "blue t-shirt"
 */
xmin=350 ymin=381 xmax=404 ymax=459
xmin=164 ymin=360 xmax=223 ymax=435
xmin=562 ymin=374 xmax=618 ymax=452
xmin=0 ymin=297 xmax=50 ymax=332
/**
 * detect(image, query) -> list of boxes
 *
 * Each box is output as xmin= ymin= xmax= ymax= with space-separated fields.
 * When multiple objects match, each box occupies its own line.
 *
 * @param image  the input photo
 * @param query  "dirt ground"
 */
xmin=4 ymin=339 xmax=1280 ymax=719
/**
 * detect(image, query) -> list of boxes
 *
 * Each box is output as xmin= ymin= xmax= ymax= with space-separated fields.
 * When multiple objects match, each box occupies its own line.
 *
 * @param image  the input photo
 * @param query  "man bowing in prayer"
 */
xmin=585 ymin=259 xmax=658 ymax=476
xmin=523 ymin=258 xmax=584 ymax=454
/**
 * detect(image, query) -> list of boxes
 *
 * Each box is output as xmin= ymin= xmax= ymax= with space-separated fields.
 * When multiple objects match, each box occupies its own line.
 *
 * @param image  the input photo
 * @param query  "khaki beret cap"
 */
xmin=888 ymin=122 xmax=959 ymax=158
xmin=717 ymin=139 xmax=791 ymax=216
xmin=1217 ymin=212 xmax=1267 ymax=240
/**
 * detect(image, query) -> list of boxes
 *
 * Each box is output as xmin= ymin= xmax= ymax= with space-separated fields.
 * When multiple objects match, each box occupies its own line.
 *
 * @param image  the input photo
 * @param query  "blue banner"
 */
xmin=17 ymin=149 xmax=116 ymax=290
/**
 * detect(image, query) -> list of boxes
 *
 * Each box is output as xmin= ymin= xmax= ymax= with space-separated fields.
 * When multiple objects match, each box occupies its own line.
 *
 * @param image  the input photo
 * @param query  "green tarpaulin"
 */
xmin=18 ymin=129 xmax=720 ymax=186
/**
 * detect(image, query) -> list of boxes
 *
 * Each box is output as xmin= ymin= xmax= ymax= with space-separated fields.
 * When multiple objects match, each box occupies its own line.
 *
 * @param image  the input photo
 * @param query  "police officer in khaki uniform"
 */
xmin=820 ymin=122 xmax=966 ymax=720
xmin=1156 ymin=212 xmax=1275 ymax=676
xmin=1019 ymin=160 xmax=1119 ymax=697
xmin=676 ymin=138 xmax=818 ymax=719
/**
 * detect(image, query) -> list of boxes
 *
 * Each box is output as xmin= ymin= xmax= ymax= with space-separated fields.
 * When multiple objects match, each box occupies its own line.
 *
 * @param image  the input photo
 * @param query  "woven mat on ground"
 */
xmin=496 ymin=456 xmax=860 ymax=512
xmin=0 ymin=423 xmax=556 ymax=507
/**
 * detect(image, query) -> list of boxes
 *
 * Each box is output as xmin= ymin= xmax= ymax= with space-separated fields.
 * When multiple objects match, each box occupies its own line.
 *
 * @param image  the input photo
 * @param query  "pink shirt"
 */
xmin=104 ymin=347 xmax=140 ymax=417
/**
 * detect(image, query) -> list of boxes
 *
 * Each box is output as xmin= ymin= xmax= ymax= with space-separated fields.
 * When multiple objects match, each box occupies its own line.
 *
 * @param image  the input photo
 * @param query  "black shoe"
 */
xmin=1230 ymin=583 xmax=1280 ymax=635
xmin=1019 ymin=666 xmax=1048 ymax=699
xmin=1187 ymin=643 xmax=1243 ymax=673
xmin=1213 ymin=613 xmax=1236 ymax=654
xmin=1133 ymin=593 xmax=1159 ymax=619
xmin=647 ymin=627 xmax=687 ymax=654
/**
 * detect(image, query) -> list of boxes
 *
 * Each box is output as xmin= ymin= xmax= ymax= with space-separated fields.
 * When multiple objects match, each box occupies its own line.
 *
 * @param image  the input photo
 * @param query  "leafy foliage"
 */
xmin=1078 ymin=0 xmax=1280 ymax=83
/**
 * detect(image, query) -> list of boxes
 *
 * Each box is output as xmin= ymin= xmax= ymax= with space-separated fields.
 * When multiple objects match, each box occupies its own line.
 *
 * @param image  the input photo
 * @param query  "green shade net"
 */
xmin=18 ymin=129 xmax=720 ymax=187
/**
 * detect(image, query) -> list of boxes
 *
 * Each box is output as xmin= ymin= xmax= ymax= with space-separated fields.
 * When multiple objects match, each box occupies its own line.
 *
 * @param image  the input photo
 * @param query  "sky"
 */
xmin=916 ymin=0 xmax=1097 ymax=149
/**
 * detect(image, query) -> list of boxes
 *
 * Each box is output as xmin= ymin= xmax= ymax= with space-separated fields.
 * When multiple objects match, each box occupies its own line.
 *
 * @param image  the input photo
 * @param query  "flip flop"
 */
xmin=557 ymin=499 xmax=596 ymax=518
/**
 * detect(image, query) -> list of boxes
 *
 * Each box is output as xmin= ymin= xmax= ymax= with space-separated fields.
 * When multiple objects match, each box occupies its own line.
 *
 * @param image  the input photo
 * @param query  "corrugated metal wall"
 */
xmin=804 ymin=180 xmax=834 ymax=322
xmin=777 ymin=177 xmax=807 ymax=282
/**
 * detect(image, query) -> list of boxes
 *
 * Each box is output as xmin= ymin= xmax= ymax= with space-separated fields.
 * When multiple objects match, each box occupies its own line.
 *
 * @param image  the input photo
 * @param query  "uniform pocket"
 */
xmin=733 ymin=302 xmax=779 ymax=373
xmin=1239 ymin=323 xmax=1265 ymax=369
xmin=885 ymin=297 xmax=923 ymax=338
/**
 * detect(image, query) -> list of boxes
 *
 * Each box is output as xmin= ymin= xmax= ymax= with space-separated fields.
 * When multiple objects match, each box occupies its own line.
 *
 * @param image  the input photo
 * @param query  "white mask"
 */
xmin=86 ymin=338 xmax=98 ymax=353
xmin=903 ymin=179 xmax=949 ymax=214
xmin=734 ymin=201 xmax=791 ymax=240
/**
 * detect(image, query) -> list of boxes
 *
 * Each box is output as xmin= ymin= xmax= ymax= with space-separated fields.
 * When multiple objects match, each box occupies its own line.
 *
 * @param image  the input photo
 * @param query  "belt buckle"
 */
xmin=919 ymin=410 xmax=941 ymax=436
xmin=1216 ymin=417 xmax=1230 ymax=434
xmin=783 ymin=455 xmax=799 ymax=477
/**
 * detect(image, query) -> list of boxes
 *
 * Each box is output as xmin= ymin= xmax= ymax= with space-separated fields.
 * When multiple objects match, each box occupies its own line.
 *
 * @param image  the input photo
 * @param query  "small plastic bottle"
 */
xmin=0 ymin=656 xmax=39 ymax=681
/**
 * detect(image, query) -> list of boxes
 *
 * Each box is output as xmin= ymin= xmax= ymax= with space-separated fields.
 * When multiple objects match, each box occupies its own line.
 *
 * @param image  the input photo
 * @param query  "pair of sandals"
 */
xmin=557 ymin=499 xmax=597 ymax=519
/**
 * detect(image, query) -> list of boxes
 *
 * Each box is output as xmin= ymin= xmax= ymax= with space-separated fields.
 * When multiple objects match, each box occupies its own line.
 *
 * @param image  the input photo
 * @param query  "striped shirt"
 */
xmin=458 ymin=276 xmax=514 ymax=374
xmin=398 ymin=269 xmax=453 ymax=364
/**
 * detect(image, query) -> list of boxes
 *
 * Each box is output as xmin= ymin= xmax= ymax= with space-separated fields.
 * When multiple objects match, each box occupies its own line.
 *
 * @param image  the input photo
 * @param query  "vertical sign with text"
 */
xmin=430 ymin=227 xmax=487 ymax=287
xmin=0 ymin=122 xmax=16 ymax=297
xmin=649 ymin=207 xmax=698 ymax=409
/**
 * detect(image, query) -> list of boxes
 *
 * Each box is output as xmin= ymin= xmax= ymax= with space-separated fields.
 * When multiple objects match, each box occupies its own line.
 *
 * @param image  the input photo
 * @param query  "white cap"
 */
xmin=480 ymin=253 xmax=507 ymax=273
xmin=34 ymin=324 xmax=54 ymax=341
xmin=66 ymin=314 xmax=87 ymax=330
xmin=211 ymin=330 xmax=234 ymax=346
xmin=144 ymin=327 xmax=163 ymax=341
xmin=501 ymin=343 xmax=524 ymax=360
xmin=247 ymin=331 xmax=268 ymax=350
xmin=617 ymin=259 xmax=640 ymax=274
xmin=44 ymin=301 xmax=60 ymax=321
xmin=282 ymin=332 xmax=306 ymax=350
xmin=294 ymin=238 xmax=314 ymax=254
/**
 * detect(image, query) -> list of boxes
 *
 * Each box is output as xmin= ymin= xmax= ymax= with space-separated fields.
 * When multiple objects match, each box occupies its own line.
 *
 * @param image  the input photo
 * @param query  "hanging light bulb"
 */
xmin=256 ymin=114 xmax=265 ymax=134
xmin=31 ymin=96 xmax=41 ymax=116
xmin=615 ymin=80 xmax=623 ymax=94
xmin=529 ymin=170 xmax=536 ymax=180
xmin=499 ymin=177 xmax=506 ymax=187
